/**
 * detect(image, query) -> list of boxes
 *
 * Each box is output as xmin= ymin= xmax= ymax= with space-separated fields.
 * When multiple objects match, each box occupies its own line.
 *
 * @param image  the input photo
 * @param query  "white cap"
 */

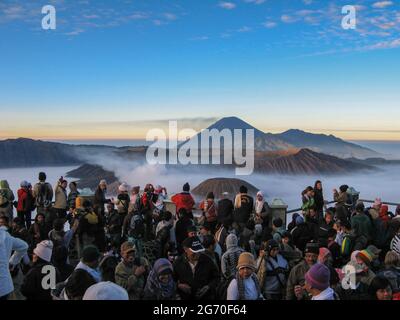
xmin=83 ymin=282 xmax=129 ymax=300
xmin=33 ymin=240 xmax=53 ymax=262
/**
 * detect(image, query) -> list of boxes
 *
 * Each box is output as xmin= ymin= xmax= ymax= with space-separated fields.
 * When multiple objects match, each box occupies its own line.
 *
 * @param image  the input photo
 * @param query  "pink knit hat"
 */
xmin=318 ymin=247 xmax=331 ymax=264
xmin=33 ymin=240 xmax=53 ymax=262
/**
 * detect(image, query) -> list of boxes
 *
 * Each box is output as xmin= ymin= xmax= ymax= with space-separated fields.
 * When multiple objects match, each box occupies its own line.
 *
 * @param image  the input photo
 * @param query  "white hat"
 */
xmin=33 ymin=240 xmax=54 ymax=262
xmin=83 ymin=282 xmax=129 ymax=300
xmin=118 ymin=183 xmax=128 ymax=192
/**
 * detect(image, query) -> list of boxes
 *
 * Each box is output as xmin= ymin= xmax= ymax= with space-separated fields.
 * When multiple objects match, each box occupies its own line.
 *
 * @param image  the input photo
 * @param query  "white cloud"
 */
xmin=365 ymin=38 xmax=400 ymax=50
xmin=372 ymin=1 xmax=394 ymax=9
xmin=244 ymin=0 xmax=266 ymax=4
xmin=163 ymin=13 xmax=177 ymax=21
xmin=237 ymin=26 xmax=252 ymax=32
xmin=303 ymin=0 xmax=313 ymax=5
xmin=281 ymin=15 xmax=298 ymax=23
xmin=262 ymin=21 xmax=277 ymax=28
xmin=219 ymin=2 xmax=237 ymax=10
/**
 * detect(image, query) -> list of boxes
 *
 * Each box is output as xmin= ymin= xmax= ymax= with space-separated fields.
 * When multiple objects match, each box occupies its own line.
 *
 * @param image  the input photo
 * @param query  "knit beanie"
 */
xmin=83 ymin=282 xmax=129 ymax=300
xmin=237 ymin=252 xmax=256 ymax=271
xmin=318 ymin=247 xmax=331 ymax=263
xmin=357 ymin=249 xmax=373 ymax=266
xmin=305 ymin=263 xmax=330 ymax=291
xmin=34 ymin=240 xmax=54 ymax=262
xmin=295 ymin=215 xmax=305 ymax=225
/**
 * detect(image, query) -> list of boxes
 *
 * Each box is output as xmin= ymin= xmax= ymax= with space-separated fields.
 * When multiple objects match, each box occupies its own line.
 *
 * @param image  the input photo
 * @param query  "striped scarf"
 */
xmin=236 ymin=272 xmax=261 ymax=300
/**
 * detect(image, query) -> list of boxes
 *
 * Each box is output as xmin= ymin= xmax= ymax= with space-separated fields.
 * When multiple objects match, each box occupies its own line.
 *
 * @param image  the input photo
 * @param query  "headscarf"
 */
xmin=255 ymin=191 xmax=265 ymax=215
xmin=144 ymin=258 xmax=175 ymax=299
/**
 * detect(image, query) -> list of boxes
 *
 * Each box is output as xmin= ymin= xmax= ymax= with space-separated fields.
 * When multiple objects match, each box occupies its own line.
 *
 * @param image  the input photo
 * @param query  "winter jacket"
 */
xmin=115 ymin=258 xmax=151 ymax=300
xmin=378 ymin=267 xmax=400 ymax=292
xmin=318 ymin=220 xmax=334 ymax=245
xmin=0 ymin=226 xmax=28 ymax=297
xmin=286 ymin=260 xmax=312 ymax=300
xmin=21 ymin=261 xmax=59 ymax=300
xmin=54 ymin=185 xmax=67 ymax=210
xmin=93 ymin=186 xmax=109 ymax=214
xmin=217 ymin=198 xmax=234 ymax=226
xmin=173 ymin=253 xmax=219 ymax=300
xmin=314 ymin=189 xmax=324 ymax=213
xmin=0 ymin=180 xmax=15 ymax=218
xmin=33 ymin=182 xmax=53 ymax=208
xmin=291 ymin=223 xmax=313 ymax=252
xmin=257 ymin=254 xmax=288 ymax=296
xmin=17 ymin=188 xmax=34 ymax=212
xmin=106 ymin=209 xmax=124 ymax=235
xmin=351 ymin=213 xmax=373 ymax=242
xmin=75 ymin=261 xmax=101 ymax=283
xmin=221 ymin=235 xmax=245 ymax=278
xmin=171 ymin=192 xmax=195 ymax=215
xmin=233 ymin=194 xmax=254 ymax=224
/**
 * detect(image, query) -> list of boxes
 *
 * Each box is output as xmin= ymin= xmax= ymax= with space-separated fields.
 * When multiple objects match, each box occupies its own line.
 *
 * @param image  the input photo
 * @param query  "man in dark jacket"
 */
xmin=93 ymin=180 xmax=110 ymax=216
xmin=233 ymin=186 xmax=254 ymax=233
xmin=175 ymin=208 xmax=194 ymax=254
xmin=217 ymin=192 xmax=234 ymax=229
xmin=21 ymin=240 xmax=59 ymax=300
xmin=173 ymin=236 xmax=219 ymax=300
xmin=318 ymin=210 xmax=334 ymax=247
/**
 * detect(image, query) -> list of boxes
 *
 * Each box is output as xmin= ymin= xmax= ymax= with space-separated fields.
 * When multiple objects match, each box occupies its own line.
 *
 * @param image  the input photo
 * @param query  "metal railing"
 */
xmin=286 ymin=199 xmax=400 ymax=215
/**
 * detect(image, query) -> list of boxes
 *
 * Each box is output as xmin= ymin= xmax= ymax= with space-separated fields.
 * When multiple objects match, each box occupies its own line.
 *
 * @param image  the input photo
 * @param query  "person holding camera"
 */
xmin=257 ymin=239 xmax=289 ymax=300
xmin=115 ymin=241 xmax=150 ymax=300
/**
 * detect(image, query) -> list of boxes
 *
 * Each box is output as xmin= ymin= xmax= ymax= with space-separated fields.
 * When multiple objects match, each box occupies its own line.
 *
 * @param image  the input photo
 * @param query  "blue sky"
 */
xmin=0 ymin=0 xmax=399 ymax=140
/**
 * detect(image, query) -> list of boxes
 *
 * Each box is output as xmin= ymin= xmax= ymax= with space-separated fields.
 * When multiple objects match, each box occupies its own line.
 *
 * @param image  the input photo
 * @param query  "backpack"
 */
xmin=0 ymin=189 xmax=9 ymax=207
xmin=204 ymin=201 xmax=217 ymax=223
xmin=36 ymin=183 xmax=51 ymax=208
xmin=129 ymin=213 xmax=145 ymax=239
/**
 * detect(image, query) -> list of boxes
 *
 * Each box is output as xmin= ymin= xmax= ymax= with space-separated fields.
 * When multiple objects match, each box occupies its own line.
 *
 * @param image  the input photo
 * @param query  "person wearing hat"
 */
xmin=175 ymin=208 xmax=195 ymax=255
xmin=75 ymin=245 xmax=102 ymax=283
xmin=217 ymin=191 xmax=234 ymax=230
xmin=171 ymin=183 xmax=195 ymax=219
xmin=21 ymin=240 xmax=59 ymax=300
xmin=113 ymin=183 xmax=131 ymax=216
xmin=368 ymin=198 xmax=382 ymax=220
xmin=333 ymin=185 xmax=349 ymax=208
xmin=115 ymin=241 xmax=150 ymax=300
xmin=83 ymin=281 xmax=129 ymax=300
xmin=336 ymin=249 xmax=376 ymax=300
xmin=317 ymin=247 xmax=340 ymax=287
xmin=304 ymin=263 xmax=336 ymax=300
xmin=143 ymin=258 xmax=177 ymax=300
xmin=227 ymin=252 xmax=262 ymax=300
xmin=256 ymin=239 xmax=288 ymax=300
xmin=286 ymin=242 xmax=319 ymax=300
xmin=173 ymin=236 xmax=219 ymax=300
xmin=351 ymin=201 xmax=372 ymax=243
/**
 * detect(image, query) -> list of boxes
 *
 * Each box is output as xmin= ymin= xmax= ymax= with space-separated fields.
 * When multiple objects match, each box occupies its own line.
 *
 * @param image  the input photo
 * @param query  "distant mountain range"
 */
xmin=0 ymin=117 xmax=385 ymax=177
xmin=203 ymin=117 xmax=378 ymax=158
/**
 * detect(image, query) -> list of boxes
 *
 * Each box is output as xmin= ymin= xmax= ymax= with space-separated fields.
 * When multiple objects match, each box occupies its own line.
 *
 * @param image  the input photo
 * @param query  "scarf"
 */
xmin=145 ymin=258 xmax=175 ymax=300
xmin=236 ymin=272 xmax=261 ymax=300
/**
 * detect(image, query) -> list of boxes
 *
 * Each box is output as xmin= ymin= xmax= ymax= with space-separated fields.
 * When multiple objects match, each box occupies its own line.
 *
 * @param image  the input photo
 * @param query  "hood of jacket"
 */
xmin=0 ymin=180 xmax=10 ymax=190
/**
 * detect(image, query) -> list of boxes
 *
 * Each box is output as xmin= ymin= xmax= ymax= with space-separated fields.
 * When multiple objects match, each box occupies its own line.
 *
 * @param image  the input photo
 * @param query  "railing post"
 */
xmin=269 ymin=198 xmax=288 ymax=227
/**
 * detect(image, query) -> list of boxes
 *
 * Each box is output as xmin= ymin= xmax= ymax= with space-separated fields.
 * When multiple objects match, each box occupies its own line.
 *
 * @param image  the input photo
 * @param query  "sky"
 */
xmin=0 ymin=0 xmax=399 ymax=141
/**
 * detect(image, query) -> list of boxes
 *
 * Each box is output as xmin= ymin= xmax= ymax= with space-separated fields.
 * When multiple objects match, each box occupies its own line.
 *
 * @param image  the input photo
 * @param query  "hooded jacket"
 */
xmin=0 ymin=180 xmax=15 ymax=211
xmin=0 ymin=226 xmax=28 ymax=297
xmin=221 ymin=234 xmax=245 ymax=278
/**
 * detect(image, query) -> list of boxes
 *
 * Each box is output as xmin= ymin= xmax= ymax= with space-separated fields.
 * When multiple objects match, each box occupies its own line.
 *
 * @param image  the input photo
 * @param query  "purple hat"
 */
xmin=305 ymin=263 xmax=330 ymax=291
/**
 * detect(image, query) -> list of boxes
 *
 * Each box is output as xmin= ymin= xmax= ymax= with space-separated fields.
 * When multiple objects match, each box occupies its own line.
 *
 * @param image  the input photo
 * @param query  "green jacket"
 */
xmin=351 ymin=213 xmax=372 ymax=241
xmin=115 ymin=258 xmax=150 ymax=300
xmin=286 ymin=260 xmax=311 ymax=300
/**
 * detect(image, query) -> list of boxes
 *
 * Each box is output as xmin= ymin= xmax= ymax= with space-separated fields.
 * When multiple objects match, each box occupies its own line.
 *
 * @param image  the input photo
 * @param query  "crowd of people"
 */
xmin=1 ymin=173 xmax=400 ymax=301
